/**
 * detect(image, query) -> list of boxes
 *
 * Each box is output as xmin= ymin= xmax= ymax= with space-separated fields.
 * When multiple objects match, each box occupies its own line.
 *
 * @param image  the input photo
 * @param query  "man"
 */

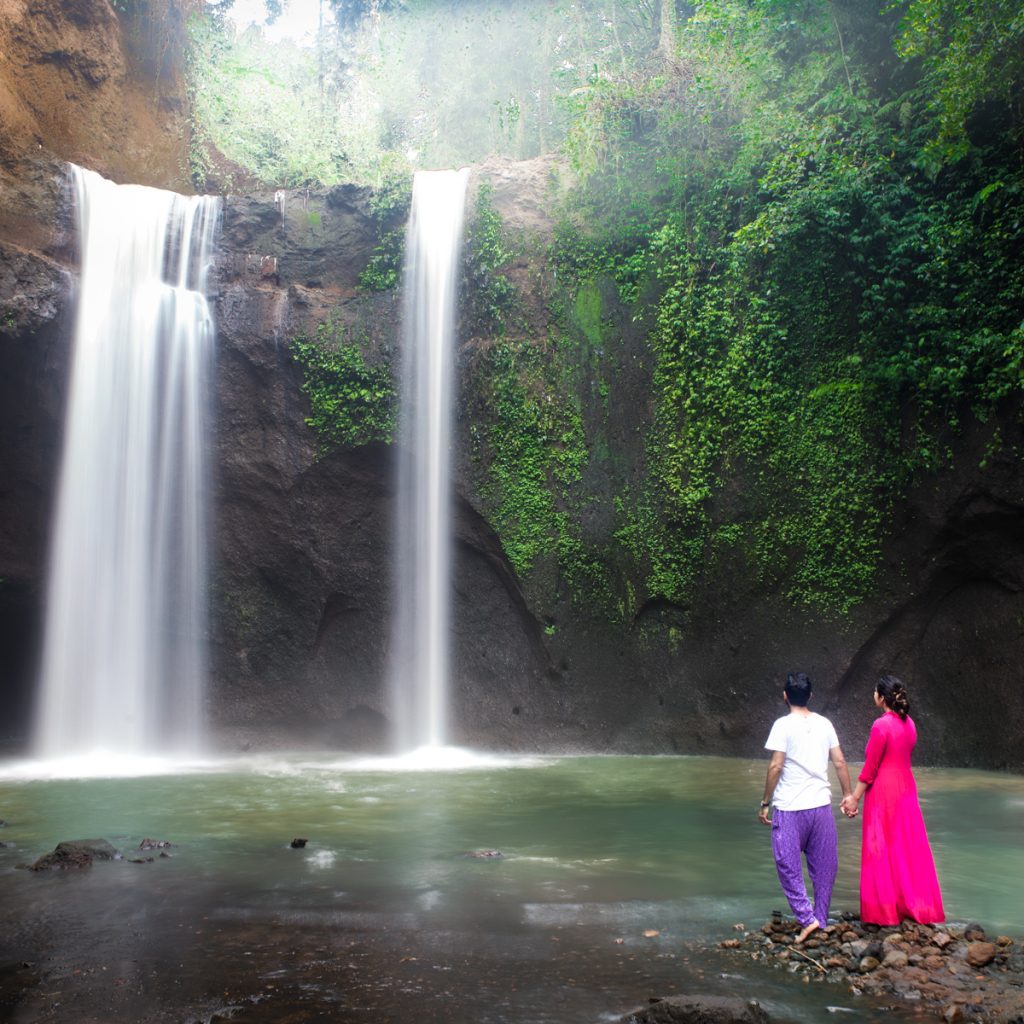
xmin=758 ymin=671 xmax=853 ymax=943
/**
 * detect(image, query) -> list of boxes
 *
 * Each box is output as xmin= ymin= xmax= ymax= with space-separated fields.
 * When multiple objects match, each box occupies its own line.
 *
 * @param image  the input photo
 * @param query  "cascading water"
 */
xmin=391 ymin=168 xmax=470 ymax=755
xmin=33 ymin=166 xmax=220 ymax=761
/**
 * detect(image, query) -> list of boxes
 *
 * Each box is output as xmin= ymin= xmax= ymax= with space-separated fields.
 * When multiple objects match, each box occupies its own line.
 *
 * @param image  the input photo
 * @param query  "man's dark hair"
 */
xmin=785 ymin=672 xmax=812 ymax=707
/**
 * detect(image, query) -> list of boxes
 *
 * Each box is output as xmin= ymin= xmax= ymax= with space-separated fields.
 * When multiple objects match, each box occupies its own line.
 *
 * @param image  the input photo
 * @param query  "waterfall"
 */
xmin=391 ymin=168 xmax=470 ymax=753
xmin=34 ymin=166 xmax=220 ymax=760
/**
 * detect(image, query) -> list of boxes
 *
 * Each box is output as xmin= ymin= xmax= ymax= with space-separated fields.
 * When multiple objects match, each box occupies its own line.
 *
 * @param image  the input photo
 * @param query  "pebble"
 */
xmin=883 ymin=949 xmax=909 ymax=969
xmin=967 ymin=942 xmax=998 ymax=968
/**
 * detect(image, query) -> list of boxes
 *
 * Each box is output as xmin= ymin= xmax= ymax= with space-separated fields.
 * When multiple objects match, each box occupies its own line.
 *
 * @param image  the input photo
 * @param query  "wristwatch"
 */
xmin=760 ymin=801 xmax=771 ymax=809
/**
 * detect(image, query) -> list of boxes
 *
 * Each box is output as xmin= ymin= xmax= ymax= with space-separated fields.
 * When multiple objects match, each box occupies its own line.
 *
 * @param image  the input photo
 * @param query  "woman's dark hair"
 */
xmin=877 ymin=674 xmax=910 ymax=720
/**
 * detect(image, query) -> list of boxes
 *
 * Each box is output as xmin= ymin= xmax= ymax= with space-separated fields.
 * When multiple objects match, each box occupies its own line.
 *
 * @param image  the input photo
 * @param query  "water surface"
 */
xmin=1 ymin=755 xmax=1020 ymax=1023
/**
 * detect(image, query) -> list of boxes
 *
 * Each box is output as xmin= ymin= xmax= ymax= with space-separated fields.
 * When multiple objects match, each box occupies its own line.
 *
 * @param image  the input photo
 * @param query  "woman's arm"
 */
xmin=843 ymin=721 xmax=886 ymax=815
xmin=858 ymin=719 xmax=887 ymax=786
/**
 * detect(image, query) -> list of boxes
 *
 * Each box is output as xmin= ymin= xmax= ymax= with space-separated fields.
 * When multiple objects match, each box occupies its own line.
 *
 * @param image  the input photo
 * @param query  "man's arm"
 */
xmin=829 ymin=744 xmax=855 ymax=816
xmin=759 ymin=750 xmax=785 ymax=824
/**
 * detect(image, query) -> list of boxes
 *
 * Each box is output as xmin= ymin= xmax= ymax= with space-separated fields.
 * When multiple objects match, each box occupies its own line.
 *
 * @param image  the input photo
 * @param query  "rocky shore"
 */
xmin=720 ymin=916 xmax=1024 ymax=1022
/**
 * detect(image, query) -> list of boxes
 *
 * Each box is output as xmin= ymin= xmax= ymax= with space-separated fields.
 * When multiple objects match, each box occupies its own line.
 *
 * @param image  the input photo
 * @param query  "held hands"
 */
xmin=840 ymin=794 xmax=859 ymax=818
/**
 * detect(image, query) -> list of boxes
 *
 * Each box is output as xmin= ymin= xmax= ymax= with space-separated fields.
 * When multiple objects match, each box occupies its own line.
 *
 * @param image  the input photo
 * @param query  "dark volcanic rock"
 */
xmin=220 ymin=187 xmax=379 ymax=294
xmin=30 ymin=838 xmax=119 ymax=871
xmin=209 ymin=188 xmax=555 ymax=751
xmin=0 ymin=178 xmax=73 ymax=745
xmin=619 ymin=995 xmax=770 ymax=1024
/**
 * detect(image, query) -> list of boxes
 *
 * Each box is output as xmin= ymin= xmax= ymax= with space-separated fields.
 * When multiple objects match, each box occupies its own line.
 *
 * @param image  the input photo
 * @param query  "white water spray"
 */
xmin=34 ymin=166 xmax=220 ymax=760
xmin=391 ymin=169 xmax=470 ymax=755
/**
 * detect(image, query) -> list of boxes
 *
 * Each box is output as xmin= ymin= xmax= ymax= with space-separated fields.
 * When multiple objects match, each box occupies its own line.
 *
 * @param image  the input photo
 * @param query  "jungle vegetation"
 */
xmin=195 ymin=0 xmax=1024 ymax=620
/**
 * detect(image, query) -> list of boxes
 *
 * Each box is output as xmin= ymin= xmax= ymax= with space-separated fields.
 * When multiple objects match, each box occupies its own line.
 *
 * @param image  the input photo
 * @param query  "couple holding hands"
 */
xmin=759 ymin=672 xmax=944 ymax=944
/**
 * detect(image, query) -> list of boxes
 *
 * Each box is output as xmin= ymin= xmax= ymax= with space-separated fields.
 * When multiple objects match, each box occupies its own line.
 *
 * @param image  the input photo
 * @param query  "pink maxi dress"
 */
xmin=858 ymin=711 xmax=944 ymax=925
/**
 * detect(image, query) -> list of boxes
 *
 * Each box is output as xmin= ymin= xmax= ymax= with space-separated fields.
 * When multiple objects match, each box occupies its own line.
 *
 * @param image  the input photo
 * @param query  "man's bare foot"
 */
xmin=795 ymin=920 xmax=820 ymax=944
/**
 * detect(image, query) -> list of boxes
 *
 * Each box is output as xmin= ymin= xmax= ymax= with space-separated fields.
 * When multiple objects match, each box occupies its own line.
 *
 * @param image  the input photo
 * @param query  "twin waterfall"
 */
xmin=34 ymin=166 xmax=468 ymax=761
xmin=392 ymin=169 xmax=470 ymax=754
xmin=34 ymin=167 xmax=219 ymax=760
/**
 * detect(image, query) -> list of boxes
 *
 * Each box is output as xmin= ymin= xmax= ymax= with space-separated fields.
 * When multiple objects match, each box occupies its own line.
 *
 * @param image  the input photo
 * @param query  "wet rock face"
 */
xmin=0 ymin=157 xmax=1023 ymax=761
xmin=822 ymin=424 xmax=1024 ymax=770
xmin=209 ymin=188 xmax=553 ymax=750
xmin=220 ymin=186 xmax=381 ymax=293
xmin=0 ymin=216 xmax=72 ymax=745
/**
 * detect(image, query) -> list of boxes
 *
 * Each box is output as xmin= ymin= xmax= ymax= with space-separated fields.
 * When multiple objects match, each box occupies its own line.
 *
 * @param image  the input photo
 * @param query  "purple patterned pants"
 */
xmin=771 ymin=805 xmax=838 ymax=928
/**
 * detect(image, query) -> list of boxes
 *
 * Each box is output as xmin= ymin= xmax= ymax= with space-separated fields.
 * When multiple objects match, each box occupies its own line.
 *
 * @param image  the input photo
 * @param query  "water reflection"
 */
xmin=0 ymin=755 xmax=1020 ymax=1023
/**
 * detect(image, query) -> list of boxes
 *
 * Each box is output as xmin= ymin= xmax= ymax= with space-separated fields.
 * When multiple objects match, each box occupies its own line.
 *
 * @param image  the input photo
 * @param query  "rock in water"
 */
xmin=138 ymin=838 xmax=172 ymax=851
xmin=290 ymin=838 xmax=308 ymax=848
xmin=30 ymin=838 xmax=120 ymax=871
xmin=619 ymin=995 xmax=770 ymax=1023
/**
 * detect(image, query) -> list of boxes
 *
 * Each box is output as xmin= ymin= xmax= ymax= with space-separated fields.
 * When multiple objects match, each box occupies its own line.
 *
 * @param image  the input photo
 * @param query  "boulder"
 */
xmin=30 ymin=838 xmax=119 ymax=871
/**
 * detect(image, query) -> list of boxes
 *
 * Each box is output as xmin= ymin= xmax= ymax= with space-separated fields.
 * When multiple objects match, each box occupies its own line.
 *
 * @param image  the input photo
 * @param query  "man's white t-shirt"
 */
xmin=764 ymin=711 xmax=839 ymax=811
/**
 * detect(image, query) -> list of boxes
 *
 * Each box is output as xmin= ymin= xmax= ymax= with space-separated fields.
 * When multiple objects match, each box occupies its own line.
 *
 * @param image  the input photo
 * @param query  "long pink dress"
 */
xmin=858 ymin=711 xmax=944 ymax=925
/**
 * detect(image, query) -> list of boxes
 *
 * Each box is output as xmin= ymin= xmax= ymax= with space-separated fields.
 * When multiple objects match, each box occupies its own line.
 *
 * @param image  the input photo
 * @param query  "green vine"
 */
xmin=359 ymin=171 xmax=413 ymax=292
xmin=290 ymin=321 xmax=396 ymax=453
xmin=467 ymin=336 xmax=614 ymax=614
xmin=461 ymin=183 xmax=521 ymax=334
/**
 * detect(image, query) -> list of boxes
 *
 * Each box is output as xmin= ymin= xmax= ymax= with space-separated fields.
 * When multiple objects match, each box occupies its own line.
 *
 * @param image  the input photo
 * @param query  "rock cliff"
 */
xmin=0 ymin=0 xmax=1021 ymax=766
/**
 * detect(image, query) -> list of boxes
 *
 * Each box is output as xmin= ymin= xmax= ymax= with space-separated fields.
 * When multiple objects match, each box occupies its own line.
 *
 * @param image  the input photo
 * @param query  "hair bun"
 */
xmin=878 ymin=674 xmax=911 ymax=720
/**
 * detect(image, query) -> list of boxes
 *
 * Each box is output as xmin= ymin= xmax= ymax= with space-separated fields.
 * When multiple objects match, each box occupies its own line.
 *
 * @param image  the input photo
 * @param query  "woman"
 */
xmin=841 ymin=675 xmax=944 ymax=925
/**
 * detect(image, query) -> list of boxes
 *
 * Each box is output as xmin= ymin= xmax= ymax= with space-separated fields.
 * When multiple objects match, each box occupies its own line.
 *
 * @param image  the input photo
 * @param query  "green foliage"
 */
xmin=549 ymin=0 xmax=1024 ymax=617
xmin=462 ymin=184 xmax=521 ymax=333
xmin=186 ymin=1 xmax=661 ymax=187
xmin=186 ymin=13 xmax=404 ymax=188
xmin=290 ymin=322 xmax=396 ymax=452
xmin=468 ymin=336 xmax=613 ymax=612
xmin=359 ymin=229 xmax=406 ymax=291
xmin=894 ymin=0 xmax=1024 ymax=169
xmin=359 ymin=169 xmax=413 ymax=292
